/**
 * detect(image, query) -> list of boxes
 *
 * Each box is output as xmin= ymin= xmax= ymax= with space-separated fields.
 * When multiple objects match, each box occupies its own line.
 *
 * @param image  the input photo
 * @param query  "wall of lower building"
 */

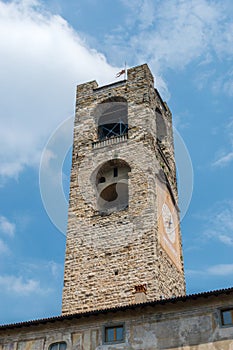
xmin=0 ymin=294 xmax=233 ymax=349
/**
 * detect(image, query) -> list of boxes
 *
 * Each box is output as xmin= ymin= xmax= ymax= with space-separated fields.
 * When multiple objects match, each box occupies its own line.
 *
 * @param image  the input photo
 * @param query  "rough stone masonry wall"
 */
xmin=62 ymin=64 xmax=185 ymax=315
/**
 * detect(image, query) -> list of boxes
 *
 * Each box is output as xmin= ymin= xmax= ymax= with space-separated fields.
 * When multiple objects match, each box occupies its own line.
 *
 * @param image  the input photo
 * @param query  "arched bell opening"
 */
xmin=95 ymin=97 xmax=128 ymax=141
xmin=96 ymin=159 xmax=131 ymax=213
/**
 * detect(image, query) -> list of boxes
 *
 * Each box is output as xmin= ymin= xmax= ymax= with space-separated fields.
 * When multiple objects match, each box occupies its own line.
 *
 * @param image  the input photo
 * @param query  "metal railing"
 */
xmin=92 ymin=133 xmax=128 ymax=149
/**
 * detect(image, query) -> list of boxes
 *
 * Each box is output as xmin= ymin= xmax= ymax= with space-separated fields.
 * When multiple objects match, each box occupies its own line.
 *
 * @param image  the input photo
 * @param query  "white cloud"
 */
xmin=208 ymin=264 xmax=233 ymax=276
xmin=0 ymin=260 xmax=63 ymax=299
xmin=218 ymin=235 xmax=233 ymax=246
xmin=0 ymin=216 xmax=15 ymax=237
xmin=212 ymin=69 xmax=233 ymax=97
xmin=48 ymin=261 xmax=63 ymax=279
xmin=0 ymin=275 xmax=48 ymax=295
xmin=212 ymin=117 xmax=233 ymax=167
xmin=121 ymin=0 xmax=155 ymax=30
xmin=41 ymin=149 xmax=57 ymax=170
xmin=194 ymin=69 xmax=216 ymax=91
xmin=186 ymin=264 xmax=233 ymax=277
xmin=117 ymin=0 xmax=230 ymax=67
xmin=0 ymin=239 xmax=10 ymax=254
xmin=0 ymin=215 xmax=15 ymax=255
xmin=19 ymin=259 xmax=64 ymax=281
xmin=212 ymin=152 xmax=233 ymax=168
xmin=0 ymin=0 xmax=117 ymax=183
xmin=200 ymin=201 xmax=233 ymax=246
xmin=105 ymin=0 xmax=233 ymax=98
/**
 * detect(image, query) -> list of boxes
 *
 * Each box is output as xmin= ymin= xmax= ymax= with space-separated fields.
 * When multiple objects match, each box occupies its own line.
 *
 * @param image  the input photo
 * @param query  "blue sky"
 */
xmin=0 ymin=0 xmax=233 ymax=324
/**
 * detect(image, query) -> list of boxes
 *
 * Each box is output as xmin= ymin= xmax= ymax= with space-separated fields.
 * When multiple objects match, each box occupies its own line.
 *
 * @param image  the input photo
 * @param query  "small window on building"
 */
xmin=49 ymin=342 xmax=67 ymax=350
xmin=104 ymin=324 xmax=124 ymax=344
xmin=221 ymin=309 xmax=233 ymax=326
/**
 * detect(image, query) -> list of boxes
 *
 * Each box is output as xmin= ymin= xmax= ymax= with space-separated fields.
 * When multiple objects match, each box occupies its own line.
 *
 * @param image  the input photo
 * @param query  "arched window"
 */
xmin=156 ymin=107 xmax=167 ymax=142
xmin=49 ymin=342 xmax=67 ymax=350
xmin=96 ymin=97 xmax=128 ymax=140
xmin=96 ymin=159 xmax=131 ymax=213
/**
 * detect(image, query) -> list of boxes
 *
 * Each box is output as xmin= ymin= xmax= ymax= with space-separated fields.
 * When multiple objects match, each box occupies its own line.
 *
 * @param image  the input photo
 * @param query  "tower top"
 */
xmin=76 ymin=63 xmax=171 ymax=119
xmin=77 ymin=63 xmax=153 ymax=93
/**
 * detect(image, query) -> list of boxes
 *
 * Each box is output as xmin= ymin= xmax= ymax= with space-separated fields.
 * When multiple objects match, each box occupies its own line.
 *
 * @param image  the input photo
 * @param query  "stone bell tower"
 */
xmin=62 ymin=64 xmax=186 ymax=315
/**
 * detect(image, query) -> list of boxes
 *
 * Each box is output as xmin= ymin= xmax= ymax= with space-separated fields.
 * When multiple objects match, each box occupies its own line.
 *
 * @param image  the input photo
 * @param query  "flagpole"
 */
xmin=124 ymin=61 xmax=127 ymax=80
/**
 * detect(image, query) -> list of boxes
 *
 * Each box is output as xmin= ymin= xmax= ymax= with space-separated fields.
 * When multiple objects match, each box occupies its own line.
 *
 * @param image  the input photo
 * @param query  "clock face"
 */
xmin=157 ymin=179 xmax=182 ymax=270
xmin=162 ymin=203 xmax=176 ymax=243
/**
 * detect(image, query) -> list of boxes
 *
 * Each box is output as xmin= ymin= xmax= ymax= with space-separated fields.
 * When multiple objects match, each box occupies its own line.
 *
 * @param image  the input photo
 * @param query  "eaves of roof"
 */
xmin=1 ymin=286 xmax=233 ymax=330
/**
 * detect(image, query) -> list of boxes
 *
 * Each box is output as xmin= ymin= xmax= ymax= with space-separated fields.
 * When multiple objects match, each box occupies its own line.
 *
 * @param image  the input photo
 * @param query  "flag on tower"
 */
xmin=116 ymin=69 xmax=125 ymax=78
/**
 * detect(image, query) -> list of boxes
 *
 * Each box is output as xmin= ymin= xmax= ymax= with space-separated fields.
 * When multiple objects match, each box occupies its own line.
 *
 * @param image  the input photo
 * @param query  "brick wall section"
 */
xmin=62 ymin=64 xmax=186 ymax=315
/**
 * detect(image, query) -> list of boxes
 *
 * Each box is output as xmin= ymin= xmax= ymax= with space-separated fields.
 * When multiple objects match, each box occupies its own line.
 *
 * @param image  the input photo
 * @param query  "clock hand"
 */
xmin=167 ymin=216 xmax=172 ymax=228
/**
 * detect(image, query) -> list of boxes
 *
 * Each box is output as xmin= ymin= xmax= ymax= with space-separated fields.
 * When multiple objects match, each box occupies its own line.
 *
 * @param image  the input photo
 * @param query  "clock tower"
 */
xmin=62 ymin=64 xmax=186 ymax=315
